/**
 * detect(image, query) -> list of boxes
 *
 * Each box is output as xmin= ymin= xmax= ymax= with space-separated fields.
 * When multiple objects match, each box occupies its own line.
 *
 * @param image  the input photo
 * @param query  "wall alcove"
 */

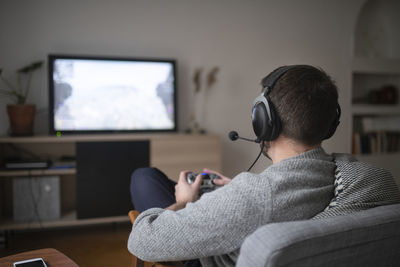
xmin=351 ymin=0 xmax=400 ymax=187
xmin=354 ymin=0 xmax=400 ymax=59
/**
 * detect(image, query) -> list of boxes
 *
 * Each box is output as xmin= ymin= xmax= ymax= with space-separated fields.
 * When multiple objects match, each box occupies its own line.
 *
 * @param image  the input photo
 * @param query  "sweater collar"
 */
xmin=279 ymin=146 xmax=331 ymax=162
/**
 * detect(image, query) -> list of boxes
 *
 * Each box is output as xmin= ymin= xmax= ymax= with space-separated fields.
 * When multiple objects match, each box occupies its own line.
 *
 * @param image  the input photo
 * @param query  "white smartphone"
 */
xmin=13 ymin=258 xmax=47 ymax=267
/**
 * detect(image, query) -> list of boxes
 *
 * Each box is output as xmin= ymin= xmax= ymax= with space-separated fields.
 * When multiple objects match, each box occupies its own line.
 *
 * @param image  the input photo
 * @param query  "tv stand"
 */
xmin=0 ymin=133 xmax=221 ymax=231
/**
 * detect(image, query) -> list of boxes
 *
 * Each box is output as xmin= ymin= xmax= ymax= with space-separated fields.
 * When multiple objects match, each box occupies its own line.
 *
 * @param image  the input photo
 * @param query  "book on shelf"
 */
xmin=362 ymin=116 xmax=400 ymax=132
xmin=352 ymin=131 xmax=400 ymax=154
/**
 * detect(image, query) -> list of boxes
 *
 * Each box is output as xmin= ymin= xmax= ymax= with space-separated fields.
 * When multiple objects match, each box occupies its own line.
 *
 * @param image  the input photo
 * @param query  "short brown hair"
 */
xmin=262 ymin=65 xmax=338 ymax=145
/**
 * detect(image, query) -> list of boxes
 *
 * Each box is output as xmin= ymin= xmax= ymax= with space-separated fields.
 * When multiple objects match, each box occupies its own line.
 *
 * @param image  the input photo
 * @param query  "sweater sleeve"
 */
xmin=127 ymin=173 xmax=272 ymax=262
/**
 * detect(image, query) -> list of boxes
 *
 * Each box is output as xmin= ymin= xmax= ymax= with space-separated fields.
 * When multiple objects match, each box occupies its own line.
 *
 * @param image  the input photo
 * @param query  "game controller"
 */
xmin=186 ymin=172 xmax=221 ymax=194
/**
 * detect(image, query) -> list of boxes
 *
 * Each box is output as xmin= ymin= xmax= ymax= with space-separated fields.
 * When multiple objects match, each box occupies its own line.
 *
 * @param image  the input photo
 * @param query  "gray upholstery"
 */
xmin=236 ymin=204 xmax=400 ymax=267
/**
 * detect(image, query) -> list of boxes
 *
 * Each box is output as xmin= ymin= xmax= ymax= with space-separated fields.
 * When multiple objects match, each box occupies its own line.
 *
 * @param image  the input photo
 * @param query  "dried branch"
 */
xmin=206 ymin=67 xmax=220 ymax=89
xmin=193 ymin=68 xmax=203 ymax=93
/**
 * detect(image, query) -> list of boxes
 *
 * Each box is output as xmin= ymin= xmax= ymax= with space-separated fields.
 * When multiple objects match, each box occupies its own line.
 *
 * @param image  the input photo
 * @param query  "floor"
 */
xmin=0 ymin=223 xmax=132 ymax=267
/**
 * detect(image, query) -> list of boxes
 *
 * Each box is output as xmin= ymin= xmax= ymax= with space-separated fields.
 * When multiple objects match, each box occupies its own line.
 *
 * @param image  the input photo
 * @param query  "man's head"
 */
xmin=259 ymin=65 xmax=339 ymax=147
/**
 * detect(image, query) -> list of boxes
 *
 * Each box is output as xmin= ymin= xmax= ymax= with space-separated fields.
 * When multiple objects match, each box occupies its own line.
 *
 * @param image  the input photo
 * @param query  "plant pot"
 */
xmin=7 ymin=104 xmax=36 ymax=136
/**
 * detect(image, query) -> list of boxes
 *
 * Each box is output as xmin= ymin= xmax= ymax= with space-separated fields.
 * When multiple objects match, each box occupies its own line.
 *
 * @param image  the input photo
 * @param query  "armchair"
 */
xmin=236 ymin=203 xmax=400 ymax=267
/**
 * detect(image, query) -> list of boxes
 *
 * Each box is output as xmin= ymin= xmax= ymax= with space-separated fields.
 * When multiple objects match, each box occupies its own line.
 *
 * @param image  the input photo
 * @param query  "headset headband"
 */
xmin=262 ymin=65 xmax=297 ymax=92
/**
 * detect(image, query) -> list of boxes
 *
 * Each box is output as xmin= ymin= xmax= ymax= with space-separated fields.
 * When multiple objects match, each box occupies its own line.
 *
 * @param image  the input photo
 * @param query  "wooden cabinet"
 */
xmin=0 ymin=133 xmax=221 ymax=230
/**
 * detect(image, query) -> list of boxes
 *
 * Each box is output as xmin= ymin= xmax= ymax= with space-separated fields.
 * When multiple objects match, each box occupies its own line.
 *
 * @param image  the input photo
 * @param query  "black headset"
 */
xmin=252 ymin=65 xmax=341 ymax=142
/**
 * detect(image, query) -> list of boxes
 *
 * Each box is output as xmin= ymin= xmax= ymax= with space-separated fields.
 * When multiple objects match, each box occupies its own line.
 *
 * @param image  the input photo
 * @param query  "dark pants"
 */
xmin=130 ymin=167 xmax=202 ymax=267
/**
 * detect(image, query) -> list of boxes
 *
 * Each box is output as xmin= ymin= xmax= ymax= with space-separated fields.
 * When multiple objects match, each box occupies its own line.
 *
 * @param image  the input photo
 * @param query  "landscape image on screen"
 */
xmin=53 ymin=58 xmax=175 ymax=131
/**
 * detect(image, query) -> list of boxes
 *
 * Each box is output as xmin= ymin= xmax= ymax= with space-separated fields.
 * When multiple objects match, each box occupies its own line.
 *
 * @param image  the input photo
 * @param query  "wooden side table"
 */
xmin=0 ymin=248 xmax=78 ymax=267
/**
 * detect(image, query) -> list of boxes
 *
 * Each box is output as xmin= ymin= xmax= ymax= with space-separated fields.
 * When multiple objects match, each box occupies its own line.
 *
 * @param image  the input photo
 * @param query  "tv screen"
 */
xmin=48 ymin=54 xmax=177 ymax=134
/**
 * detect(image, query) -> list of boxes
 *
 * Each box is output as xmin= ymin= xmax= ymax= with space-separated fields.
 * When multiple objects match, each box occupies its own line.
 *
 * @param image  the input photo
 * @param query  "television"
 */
xmin=48 ymin=54 xmax=177 ymax=134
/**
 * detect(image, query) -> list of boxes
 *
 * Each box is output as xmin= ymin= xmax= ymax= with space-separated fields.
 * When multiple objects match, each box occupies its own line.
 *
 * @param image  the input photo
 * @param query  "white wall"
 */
xmin=355 ymin=0 xmax=400 ymax=58
xmin=0 ymin=0 xmax=364 ymax=177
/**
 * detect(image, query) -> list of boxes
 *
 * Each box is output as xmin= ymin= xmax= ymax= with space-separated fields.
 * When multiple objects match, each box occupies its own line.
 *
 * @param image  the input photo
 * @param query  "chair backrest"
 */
xmin=236 ymin=204 xmax=400 ymax=267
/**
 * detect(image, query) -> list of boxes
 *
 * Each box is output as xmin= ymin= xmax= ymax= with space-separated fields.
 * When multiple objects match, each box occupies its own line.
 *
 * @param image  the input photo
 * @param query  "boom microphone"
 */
xmin=228 ymin=130 xmax=264 ymax=172
xmin=228 ymin=131 xmax=239 ymax=141
xmin=228 ymin=131 xmax=260 ymax=143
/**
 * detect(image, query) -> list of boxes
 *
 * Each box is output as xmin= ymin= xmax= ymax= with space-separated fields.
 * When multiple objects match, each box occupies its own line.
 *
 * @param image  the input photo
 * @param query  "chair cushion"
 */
xmin=236 ymin=204 xmax=400 ymax=267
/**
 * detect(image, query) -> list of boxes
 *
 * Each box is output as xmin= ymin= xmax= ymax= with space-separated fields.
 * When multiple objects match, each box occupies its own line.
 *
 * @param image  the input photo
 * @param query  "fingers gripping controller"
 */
xmin=186 ymin=172 xmax=221 ymax=194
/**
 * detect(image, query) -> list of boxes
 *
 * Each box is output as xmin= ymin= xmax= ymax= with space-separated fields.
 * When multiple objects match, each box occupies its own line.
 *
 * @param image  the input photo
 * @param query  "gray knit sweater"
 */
xmin=128 ymin=147 xmax=337 ymax=267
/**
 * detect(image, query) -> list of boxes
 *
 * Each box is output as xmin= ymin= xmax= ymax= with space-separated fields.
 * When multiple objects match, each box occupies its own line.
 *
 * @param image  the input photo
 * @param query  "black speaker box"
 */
xmin=76 ymin=141 xmax=149 ymax=219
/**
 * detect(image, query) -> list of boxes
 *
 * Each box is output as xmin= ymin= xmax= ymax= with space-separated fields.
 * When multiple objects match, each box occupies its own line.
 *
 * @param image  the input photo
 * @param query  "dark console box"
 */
xmin=76 ymin=141 xmax=150 ymax=219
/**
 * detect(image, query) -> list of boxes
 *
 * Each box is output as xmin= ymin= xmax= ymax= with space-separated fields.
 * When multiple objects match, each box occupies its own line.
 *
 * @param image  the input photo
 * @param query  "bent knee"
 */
xmin=131 ymin=167 xmax=152 ymax=183
xmin=131 ymin=167 xmax=163 ymax=186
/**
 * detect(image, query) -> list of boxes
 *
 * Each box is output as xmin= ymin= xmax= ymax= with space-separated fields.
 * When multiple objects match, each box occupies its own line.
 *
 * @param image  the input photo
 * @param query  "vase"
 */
xmin=7 ymin=104 xmax=36 ymax=136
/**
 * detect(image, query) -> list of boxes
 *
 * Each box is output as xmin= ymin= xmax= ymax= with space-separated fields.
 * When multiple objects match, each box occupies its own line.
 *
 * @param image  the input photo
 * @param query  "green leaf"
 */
xmin=16 ymin=95 xmax=26 ymax=104
xmin=31 ymin=61 xmax=43 ymax=69
xmin=17 ymin=65 xmax=31 ymax=73
xmin=17 ymin=60 xmax=44 ymax=73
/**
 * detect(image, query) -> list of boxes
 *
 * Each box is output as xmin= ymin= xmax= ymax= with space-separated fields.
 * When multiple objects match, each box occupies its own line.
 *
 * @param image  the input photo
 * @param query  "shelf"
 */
xmin=0 ymin=168 xmax=76 ymax=177
xmin=0 ymin=210 xmax=129 ymax=231
xmin=0 ymin=133 xmax=222 ymax=232
xmin=352 ymin=58 xmax=400 ymax=74
xmin=0 ymin=133 xmax=213 ymax=144
xmin=352 ymin=104 xmax=400 ymax=115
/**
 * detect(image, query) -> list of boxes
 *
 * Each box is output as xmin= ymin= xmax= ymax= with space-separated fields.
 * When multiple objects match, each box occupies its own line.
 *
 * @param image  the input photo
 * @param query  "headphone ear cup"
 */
xmin=323 ymin=104 xmax=341 ymax=140
xmin=252 ymin=99 xmax=281 ymax=141
xmin=324 ymin=116 xmax=339 ymax=140
xmin=252 ymin=102 xmax=270 ymax=140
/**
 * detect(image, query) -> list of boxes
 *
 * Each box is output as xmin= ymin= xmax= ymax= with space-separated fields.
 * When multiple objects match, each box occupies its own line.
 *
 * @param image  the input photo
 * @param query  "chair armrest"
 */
xmin=129 ymin=210 xmax=140 ymax=224
xmin=128 ymin=210 xmax=184 ymax=267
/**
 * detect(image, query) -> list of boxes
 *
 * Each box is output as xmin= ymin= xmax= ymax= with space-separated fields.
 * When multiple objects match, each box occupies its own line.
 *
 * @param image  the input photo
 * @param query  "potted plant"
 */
xmin=0 ymin=61 xmax=44 ymax=136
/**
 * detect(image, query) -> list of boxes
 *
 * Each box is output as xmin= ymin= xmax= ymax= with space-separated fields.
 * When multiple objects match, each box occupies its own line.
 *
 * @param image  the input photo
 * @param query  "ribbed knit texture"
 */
xmin=128 ymin=147 xmax=336 ymax=267
xmin=313 ymin=153 xmax=400 ymax=219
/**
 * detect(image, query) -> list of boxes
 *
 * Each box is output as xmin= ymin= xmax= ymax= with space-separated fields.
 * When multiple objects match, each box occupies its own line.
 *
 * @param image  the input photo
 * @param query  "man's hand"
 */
xmin=166 ymin=171 xmax=202 ymax=211
xmin=203 ymin=168 xmax=232 ymax=186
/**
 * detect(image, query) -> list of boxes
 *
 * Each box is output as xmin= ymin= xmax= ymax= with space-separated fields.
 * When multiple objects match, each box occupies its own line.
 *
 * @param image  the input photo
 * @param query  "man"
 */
xmin=128 ymin=65 xmax=400 ymax=267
